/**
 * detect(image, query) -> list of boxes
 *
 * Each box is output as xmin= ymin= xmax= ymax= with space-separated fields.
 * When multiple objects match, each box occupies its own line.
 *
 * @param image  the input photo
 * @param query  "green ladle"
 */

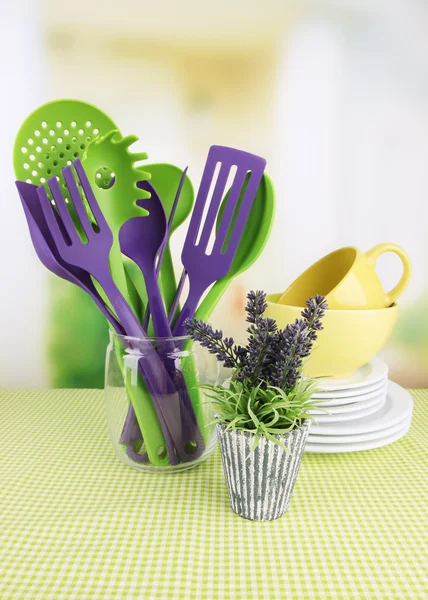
xmin=182 ymin=173 xmax=276 ymax=432
xmin=196 ymin=173 xmax=275 ymax=321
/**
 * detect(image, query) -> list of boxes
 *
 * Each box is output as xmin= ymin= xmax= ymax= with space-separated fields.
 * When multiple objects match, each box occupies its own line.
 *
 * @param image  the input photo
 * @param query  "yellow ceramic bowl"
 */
xmin=265 ymin=293 xmax=399 ymax=378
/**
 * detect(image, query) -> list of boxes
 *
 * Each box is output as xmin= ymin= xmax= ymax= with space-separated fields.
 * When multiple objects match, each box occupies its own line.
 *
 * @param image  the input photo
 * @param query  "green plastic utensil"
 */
xmin=13 ymin=99 xmax=118 ymax=188
xmin=82 ymin=132 xmax=180 ymax=462
xmin=81 ymin=130 xmax=151 ymax=315
xmin=141 ymin=163 xmax=194 ymax=315
xmin=195 ymin=173 xmax=275 ymax=321
xmin=182 ymin=173 xmax=275 ymax=435
xmin=13 ymin=100 xmax=142 ymax=315
xmin=118 ymin=163 xmax=194 ymax=325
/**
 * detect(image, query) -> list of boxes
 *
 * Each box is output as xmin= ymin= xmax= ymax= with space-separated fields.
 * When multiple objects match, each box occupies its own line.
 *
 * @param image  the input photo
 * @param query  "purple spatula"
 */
xmin=172 ymin=145 xmax=267 ymax=336
xmin=16 ymin=181 xmax=124 ymax=335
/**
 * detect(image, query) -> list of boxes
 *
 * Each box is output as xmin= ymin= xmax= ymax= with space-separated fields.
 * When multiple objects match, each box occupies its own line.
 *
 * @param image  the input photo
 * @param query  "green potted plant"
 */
xmin=185 ymin=290 xmax=328 ymax=521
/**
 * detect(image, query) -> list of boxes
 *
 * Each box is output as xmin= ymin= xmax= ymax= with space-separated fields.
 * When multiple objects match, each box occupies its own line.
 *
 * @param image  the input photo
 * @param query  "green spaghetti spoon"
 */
xmin=124 ymin=163 xmax=194 ymax=324
xmin=81 ymin=130 xmax=151 ymax=315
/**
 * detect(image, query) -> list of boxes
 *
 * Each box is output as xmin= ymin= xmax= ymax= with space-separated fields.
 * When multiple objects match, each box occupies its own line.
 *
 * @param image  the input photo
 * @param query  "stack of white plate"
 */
xmin=306 ymin=358 xmax=413 ymax=453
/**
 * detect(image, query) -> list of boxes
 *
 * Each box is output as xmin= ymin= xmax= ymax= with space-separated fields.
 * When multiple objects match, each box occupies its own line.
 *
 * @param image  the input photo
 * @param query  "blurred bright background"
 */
xmin=1 ymin=0 xmax=427 ymax=389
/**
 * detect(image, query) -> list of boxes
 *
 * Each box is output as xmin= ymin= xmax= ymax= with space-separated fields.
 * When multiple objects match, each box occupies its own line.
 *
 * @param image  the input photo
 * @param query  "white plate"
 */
xmin=312 ymin=378 xmax=387 ymax=400
xmin=308 ymin=415 xmax=412 ymax=444
xmin=310 ymin=381 xmax=413 ymax=435
xmin=314 ymin=383 xmax=387 ymax=407
xmin=310 ymin=390 xmax=386 ymax=415
xmin=305 ymin=421 xmax=411 ymax=453
xmin=311 ymin=396 xmax=385 ymax=423
xmin=316 ymin=358 xmax=388 ymax=392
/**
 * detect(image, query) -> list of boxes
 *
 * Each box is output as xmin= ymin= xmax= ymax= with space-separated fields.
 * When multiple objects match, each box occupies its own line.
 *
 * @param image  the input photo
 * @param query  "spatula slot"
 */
xmin=193 ymin=160 xmax=222 ymax=247
xmin=205 ymin=164 xmax=238 ymax=256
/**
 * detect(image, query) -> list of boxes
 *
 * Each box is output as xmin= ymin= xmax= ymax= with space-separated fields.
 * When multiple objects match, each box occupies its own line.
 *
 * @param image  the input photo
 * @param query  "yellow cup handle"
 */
xmin=365 ymin=243 xmax=412 ymax=306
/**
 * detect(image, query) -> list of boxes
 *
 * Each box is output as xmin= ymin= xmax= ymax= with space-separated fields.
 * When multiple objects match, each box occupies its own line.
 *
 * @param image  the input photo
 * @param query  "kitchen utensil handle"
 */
xmin=159 ymin=246 xmax=179 ymax=316
xmin=193 ymin=278 xmax=229 ymax=323
xmin=169 ymin=269 xmax=187 ymax=325
xmin=143 ymin=168 xmax=187 ymax=329
xmin=103 ymin=272 xmax=205 ymax=462
xmin=144 ymin=268 xmax=173 ymax=338
xmin=99 ymin=271 xmax=180 ymax=458
xmin=156 ymin=167 xmax=188 ymax=278
xmin=145 ymin=269 xmax=205 ymax=457
xmin=365 ymin=243 xmax=412 ymax=306
xmin=172 ymin=281 xmax=205 ymax=337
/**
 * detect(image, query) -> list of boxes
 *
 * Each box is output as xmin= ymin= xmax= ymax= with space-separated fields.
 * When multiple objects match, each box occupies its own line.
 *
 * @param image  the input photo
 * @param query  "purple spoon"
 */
xmin=143 ymin=167 xmax=188 ymax=330
xmin=121 ymin=171 xmax=189 ymax=451
xmin=119 ymin=181 xmax=205 ymax=460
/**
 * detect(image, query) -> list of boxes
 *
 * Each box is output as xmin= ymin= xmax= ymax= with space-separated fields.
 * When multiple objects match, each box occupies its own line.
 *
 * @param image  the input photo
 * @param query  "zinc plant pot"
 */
xmin=217 ymin=420 xmax=311 ymax=521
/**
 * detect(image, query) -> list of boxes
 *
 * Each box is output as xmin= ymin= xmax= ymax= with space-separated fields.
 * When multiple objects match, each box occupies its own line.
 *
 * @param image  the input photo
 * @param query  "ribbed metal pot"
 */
xmin=217 ymin=420 xmax=311 ymax=521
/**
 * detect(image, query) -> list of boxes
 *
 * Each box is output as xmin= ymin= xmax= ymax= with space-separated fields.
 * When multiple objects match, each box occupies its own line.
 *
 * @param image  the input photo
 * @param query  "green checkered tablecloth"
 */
xmin=1 ymin=388 xmax=427 ymax=599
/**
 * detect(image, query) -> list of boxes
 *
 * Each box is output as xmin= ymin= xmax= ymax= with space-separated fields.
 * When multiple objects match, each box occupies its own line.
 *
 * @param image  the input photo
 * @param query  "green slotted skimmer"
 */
xmin=13 ymin=99 xmax=141 ymax=315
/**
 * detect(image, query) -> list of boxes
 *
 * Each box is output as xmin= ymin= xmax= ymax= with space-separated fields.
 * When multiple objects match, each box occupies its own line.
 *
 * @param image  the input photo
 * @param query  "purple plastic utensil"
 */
xmin=172 ymin=146 xmax=267 ymax=336
xmin=120 ymin=182 xmax=172 ymax=338
xmin=37 ymin=159 xmax=202 ymax=463
xmin=120 ymin=171 xmax=191 ymax=453
xmin=143 ymin=167 xmax=188 ymax=330
xmin=16 ymin=181 xmax=124 ymax=335
xmin=17 ymin=180 xmax=147 ymax=462
xmin=118 ymin=180 xmax=204 ymax=458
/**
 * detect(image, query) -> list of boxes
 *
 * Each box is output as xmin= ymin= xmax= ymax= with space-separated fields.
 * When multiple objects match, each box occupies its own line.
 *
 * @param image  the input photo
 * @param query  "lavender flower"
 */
xmin=184 ymin=319 xmax=240 ymax=369
xmin=185 ymin=291 xmax=328 ymax=393
xmin=245 ymin=290 xmax=268 ymax=324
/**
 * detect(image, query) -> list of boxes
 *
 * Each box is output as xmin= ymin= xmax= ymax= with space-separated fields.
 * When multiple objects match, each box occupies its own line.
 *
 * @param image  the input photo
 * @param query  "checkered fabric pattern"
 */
xmin=1 ymin=387 xmax=427 ymax=599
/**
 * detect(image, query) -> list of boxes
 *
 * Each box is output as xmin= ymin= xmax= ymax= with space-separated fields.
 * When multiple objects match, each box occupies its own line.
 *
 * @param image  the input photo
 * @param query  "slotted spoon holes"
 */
xmin=20 ymin=115 xmax=104 ymax=186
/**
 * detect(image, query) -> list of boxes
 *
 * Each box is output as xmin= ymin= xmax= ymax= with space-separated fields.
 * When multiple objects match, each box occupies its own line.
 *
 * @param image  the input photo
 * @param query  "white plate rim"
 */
xmin=312 ymin=378 xmax=387 ymax=399
xmin=311 ymin=396 xmax=385 ymax=423
xmin=310 ymin=390 xmax=386 ymax=415
xmin=313 ymin=383 xmax=387 ymax=407
xmin=308 ymin=415 xmax=412 ymax=444
xmin=316 ymin=358 xmax=388 ymax=392
xmin=309 ymin=381 xmax=413 ymax=435
xmin=305 ymin=420 xmax=411 ymax=453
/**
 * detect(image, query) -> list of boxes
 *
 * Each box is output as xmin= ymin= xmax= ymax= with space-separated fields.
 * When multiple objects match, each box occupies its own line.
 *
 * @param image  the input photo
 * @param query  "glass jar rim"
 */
xmin=109 ymin=330 xmax=192 ymax=344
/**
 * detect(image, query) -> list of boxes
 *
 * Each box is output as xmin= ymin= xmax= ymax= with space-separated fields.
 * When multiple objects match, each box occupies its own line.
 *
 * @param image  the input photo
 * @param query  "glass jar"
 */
xmin=105 ymin=332 xmax=218 ymax=473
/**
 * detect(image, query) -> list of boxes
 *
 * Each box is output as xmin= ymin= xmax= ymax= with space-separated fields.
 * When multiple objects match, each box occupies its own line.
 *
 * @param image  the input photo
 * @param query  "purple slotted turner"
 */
xmin=172 ymin=145 xmax=267 ymax=336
